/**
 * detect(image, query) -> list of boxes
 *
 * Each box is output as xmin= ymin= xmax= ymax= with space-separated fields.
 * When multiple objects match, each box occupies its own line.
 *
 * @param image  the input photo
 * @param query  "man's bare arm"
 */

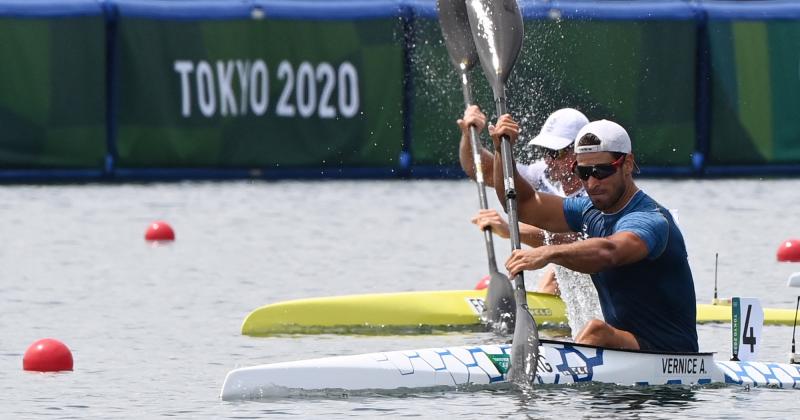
xmin=472 ymin=209 xmax=579 ymax=247
xmin=506 ymin=231 xmax=650 ymax=277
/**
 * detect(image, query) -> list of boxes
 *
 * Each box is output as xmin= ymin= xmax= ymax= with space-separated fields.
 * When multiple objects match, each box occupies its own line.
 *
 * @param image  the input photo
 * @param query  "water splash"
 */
xmin=409 ymin=14 xmax=613 ymax=166
xmin=547 ymin=175 xmax=567 ymax=197
xmin=544 ymin=231 xmax=603 ymax=339
xmin=552 ymin=265 xmax=603 ymax=339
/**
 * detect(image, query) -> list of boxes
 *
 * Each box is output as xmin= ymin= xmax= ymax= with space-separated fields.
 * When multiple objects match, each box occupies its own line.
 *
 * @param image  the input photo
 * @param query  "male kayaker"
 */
xmin=488 ymin=116 xmax=698 ymax=352
xmin=457 ymin=106 xmax=587 ymax=295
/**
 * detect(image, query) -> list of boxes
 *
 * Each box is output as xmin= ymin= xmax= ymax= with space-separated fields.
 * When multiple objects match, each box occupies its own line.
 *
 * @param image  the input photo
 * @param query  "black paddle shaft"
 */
xmin=463 ymin=74 xmax=501 ymax=273
xmin=494 ymin=99 xmax=522 ymax=257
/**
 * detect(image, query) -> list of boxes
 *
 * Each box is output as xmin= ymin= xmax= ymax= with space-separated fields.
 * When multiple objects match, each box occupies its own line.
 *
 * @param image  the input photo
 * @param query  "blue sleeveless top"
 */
xmin=563 ymin=190 xmax=698 ymax=352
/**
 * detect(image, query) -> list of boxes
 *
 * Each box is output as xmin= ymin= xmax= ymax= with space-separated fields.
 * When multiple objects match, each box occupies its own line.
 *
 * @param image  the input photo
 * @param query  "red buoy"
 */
xmin=475 ymin=275 xmax=491 ymax=290
xmin=777 ymin=239 xmax=800 ymax=262
xmin=145 ymin=221 xmax=175 ymax=241
xmin=23 ymin=338 xmax=73 ymax=372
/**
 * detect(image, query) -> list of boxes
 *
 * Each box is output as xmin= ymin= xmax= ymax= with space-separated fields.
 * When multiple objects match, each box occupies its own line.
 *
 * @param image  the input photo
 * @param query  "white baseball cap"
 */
xmin=528 ymin=108 xmax=589 ymax=150
xmin=574 ymin=119 xmax=631 ymax=154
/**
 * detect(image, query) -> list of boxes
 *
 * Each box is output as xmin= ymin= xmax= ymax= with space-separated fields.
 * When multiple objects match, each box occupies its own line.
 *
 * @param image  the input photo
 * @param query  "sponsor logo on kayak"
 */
xmin=488 ymin=353 xmax=510 ymax=374
xmin=559 ymin=366 xmax=590 ymax=376
xmin=467 ymin=298 xmax=485 ymax=315
xmin=550 ymin=344 xmax=605 ymax=382
xmin=466 ymin=298 xmax=552 ymax=317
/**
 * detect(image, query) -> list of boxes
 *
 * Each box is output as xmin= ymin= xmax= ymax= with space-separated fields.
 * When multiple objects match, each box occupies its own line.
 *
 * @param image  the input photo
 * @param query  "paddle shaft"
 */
xmin=494 ymin=97 xmax=524 ymax=278
xmin=461 ymin=71 xmax=500 ymax=273
xmin=495 ymin=93 xmax=541 ymax=384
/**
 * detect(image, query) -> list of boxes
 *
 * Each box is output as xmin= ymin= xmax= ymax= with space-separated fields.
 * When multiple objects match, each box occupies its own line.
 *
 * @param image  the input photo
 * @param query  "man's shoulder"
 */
xmin=624 ymin=190 xmax=661 ymax=212
xmin=613 ymin=192 xmax=673 ymax=259
xmin=615 ymin=192 xmax=669 ymax=227
xmin=564 ymin=195 xmax=596 ymax=222
xmin=563 ymin=195 xmax=595 ymax=232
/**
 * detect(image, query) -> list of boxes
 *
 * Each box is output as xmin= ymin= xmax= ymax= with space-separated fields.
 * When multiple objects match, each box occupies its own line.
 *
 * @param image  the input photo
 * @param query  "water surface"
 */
xmin=1 ymin=179 xmax=799 ymax=418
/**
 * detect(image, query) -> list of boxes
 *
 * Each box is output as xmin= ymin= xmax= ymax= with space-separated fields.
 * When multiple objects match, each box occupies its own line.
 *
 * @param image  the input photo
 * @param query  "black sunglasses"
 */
xmin=571 ymin=154 xmax=626 ymax=181
xmin=542 ymin=146 xmax=572 ymax=160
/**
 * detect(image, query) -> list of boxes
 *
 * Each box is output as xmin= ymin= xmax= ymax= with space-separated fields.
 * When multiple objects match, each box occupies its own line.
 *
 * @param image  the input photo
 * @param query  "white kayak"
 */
xmin=220 ymin=339 xmax=800 ymax=400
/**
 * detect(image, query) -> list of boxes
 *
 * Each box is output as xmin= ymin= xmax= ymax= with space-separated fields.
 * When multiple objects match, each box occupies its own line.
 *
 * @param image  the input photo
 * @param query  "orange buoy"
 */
xmin=23 ymin=338 xmax=73 ymax=372
xmin=145 ymin=221 xmax=175 ymax=241
xmin=474 ymin=274 xmax=491 ymax=290
xmin=777 ymin=239 xmax=800 ymax=262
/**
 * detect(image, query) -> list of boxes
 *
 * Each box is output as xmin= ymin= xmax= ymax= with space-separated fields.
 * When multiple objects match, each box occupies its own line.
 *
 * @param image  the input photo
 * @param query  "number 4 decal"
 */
xmin=742 ymin=304 xmax=756 ymax=352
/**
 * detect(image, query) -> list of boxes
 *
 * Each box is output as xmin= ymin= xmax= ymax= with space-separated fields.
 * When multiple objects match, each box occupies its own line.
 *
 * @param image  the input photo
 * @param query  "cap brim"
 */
xmin=527 ymin=133 xmax=574 ymax=150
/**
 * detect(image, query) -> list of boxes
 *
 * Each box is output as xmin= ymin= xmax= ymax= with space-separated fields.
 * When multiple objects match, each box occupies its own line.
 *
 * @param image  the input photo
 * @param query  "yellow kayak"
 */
xmin=697 ymin=302 xmax=797 ymax=325
xmin=241 ymin=290 xmax=797 ymax=336
xmin=241 ymin=290 xmax=567 ymax=336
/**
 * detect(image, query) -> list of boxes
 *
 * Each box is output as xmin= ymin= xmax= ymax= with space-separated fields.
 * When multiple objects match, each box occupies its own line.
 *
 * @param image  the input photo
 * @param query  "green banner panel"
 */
xmin=0 ymin=18 xmax=106 ymax=169
xmin=411 ymin=18 xmax=697 ymax=167
xmin=708 ymin=21 xmax=800 ymax=165
xmin=115 ymin=18 xmax=404 ymax=169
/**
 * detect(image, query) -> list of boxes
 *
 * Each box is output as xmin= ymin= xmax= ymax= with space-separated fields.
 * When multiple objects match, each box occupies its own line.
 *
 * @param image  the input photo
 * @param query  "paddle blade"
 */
xmin=464 ymin=0 xmax=524 ymax=96
xmin=508 ymin=286 xmax=540 ymax=386
xmin=438 ymin=0 xmax=480 ymax=72
xmin=482 ymin=270 xmax=515 ymax=332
